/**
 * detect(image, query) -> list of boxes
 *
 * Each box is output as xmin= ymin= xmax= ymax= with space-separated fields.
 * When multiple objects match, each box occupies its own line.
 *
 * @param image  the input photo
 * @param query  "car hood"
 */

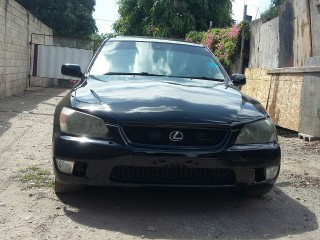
xmin=71 ymin=76 xmax=267 ymax=126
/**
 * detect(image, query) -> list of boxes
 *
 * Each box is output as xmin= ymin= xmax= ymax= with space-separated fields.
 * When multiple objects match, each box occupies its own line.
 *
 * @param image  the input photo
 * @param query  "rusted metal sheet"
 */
xmin=279 ymin=1 xmax=294 ymax=67
xmin=292 ymin=0 xmax=312 ymax=67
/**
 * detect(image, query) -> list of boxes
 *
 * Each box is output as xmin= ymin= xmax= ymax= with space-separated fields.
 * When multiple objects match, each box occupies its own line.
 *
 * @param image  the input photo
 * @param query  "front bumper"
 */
xmin=52 ymin=134 xmax=281 ymax=188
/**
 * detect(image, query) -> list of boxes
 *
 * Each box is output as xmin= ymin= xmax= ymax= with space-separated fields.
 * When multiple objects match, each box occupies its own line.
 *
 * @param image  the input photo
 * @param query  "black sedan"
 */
xmin=52 ymin=36 xmax=280 ymax=196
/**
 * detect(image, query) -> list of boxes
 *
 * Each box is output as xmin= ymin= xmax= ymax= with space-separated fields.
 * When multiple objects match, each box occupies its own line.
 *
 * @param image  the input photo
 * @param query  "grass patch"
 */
xmin=18 ymin=166 xmax=54 ymax=188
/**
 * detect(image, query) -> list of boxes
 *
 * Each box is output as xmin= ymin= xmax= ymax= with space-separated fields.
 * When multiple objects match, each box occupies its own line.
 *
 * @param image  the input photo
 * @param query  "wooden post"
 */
xmin=238 ymin=4 xmax=247 ymax=73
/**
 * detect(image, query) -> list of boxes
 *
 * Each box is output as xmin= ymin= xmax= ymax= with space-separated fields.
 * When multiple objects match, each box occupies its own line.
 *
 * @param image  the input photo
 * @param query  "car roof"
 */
xmin=109 ymin=36 xmax=205 ymax=48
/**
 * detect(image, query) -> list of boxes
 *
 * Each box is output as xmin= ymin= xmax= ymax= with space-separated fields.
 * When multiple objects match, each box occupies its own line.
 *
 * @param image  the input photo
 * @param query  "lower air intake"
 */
xmin=110 ymin=166 xmax=235 ymax=185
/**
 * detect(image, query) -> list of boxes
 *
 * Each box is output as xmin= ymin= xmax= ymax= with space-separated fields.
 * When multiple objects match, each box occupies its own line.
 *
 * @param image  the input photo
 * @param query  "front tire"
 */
xmin=54 ymin=179 xmax=83 ymax=194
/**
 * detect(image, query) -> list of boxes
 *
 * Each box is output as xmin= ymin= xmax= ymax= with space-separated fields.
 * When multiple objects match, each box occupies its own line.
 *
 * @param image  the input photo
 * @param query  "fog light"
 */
xmin=56 ymin=159 xmax=75 ymax=174
xmin=266 ymin=165 xmax=280 ymax=180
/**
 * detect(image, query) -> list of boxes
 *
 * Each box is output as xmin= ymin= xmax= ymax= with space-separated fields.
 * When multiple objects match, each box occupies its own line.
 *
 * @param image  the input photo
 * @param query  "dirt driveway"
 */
xmin=0 ymin=88 xmax=319 ymax=240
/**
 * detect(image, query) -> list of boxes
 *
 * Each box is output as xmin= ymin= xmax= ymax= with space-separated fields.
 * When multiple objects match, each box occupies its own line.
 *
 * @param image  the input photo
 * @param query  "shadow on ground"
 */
xmin=59 ymin=187 xmax=318 ymax=239
xmin=277 ymin=127 xmax=298 ymax=139
xmin=0 ymin=88 xmax=67 ymax=137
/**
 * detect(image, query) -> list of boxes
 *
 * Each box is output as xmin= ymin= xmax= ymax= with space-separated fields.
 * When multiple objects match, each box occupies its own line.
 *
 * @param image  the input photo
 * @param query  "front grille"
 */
xmin=121 ymin=125 xmax=228 ymax=147
xmin=110 ymin=166 xmax=235 ymax=185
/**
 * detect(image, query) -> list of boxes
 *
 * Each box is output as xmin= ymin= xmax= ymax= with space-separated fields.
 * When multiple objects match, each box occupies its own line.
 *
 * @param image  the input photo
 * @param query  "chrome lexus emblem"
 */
xmin=169 ymin=131 xmax=184 ymax=142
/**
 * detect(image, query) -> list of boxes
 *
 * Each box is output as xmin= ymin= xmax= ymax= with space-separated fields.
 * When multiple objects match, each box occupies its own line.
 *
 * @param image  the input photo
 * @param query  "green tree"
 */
xmin=16 ymin=0 xmax=97 ymax=37
xmin=90 ymin=33 xmax=117 ymax=41
xmin=261 ymin=0 xmax=288 ymax=22
xmin=113 ymin=0 xmax=146 ymax=36
xmin=114 ymin=0 xmax=233 ymax=38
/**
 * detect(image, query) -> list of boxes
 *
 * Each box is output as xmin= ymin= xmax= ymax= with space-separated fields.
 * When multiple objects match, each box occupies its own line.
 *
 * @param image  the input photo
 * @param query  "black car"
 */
xmin=52 ymin=36 xmax=280 ymax=196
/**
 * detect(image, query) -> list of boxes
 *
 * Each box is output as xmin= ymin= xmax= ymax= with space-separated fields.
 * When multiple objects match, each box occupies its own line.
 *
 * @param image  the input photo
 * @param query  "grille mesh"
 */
xmin=110 ymin=166 xmax=235 ymax=185
xmin=121 ymin=125 xmax=228 ymax=147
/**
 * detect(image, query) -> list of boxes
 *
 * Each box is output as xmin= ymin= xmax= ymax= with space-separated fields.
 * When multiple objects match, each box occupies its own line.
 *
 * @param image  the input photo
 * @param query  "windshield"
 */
xmin=89 ymin=40 xmax=226 ymax=81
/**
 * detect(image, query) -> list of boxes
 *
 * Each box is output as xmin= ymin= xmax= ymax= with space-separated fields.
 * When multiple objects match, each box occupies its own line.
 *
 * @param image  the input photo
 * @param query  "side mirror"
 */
xmin=231 ymin=73 xmax=246 ymax=86
xmin=61 ymin=64 xmax=83 ymax=78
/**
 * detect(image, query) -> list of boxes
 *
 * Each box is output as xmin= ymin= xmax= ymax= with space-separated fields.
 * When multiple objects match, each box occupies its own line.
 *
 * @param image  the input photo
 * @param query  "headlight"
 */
xmin=60 ymin=107 xmax=111 ymax=139
xmin=236 ymin=118 xmax=277 ymax=144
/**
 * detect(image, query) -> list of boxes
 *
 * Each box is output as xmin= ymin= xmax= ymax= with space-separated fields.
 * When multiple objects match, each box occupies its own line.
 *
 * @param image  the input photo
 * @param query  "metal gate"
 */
xmin=29 ymin=34 xmax=101 ymax=88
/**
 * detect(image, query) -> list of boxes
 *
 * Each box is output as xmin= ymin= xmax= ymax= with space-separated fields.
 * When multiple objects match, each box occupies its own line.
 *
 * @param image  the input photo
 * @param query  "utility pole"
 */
xmin=238 ymin=3 xmax=247 ymax=73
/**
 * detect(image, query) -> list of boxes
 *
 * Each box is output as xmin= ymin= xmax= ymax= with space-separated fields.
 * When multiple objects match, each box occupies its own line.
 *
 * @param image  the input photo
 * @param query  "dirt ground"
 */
xmin=0 ymin=88 xmax=319 ymax=240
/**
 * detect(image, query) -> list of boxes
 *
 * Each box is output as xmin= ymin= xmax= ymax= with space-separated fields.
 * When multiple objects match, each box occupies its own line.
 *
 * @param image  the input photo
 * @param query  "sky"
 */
xmin=93 ymin=0 xmax=271 ymax=34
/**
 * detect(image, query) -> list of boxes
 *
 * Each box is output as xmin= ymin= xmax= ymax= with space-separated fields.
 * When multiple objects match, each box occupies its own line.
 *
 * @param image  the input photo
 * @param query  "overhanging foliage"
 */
xmin=114 ymin=0 xmax=234 ymax=38
xmin=16 ymin=0 xmax=97 ymax=37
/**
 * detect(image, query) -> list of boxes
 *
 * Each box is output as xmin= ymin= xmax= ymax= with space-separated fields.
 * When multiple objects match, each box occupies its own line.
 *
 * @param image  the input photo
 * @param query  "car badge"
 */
xmin=169 ymin=131 xmax=184 ymax=142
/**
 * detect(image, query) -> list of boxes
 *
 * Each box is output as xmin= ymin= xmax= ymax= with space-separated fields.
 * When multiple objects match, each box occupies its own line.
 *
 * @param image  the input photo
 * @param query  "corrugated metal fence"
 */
xmin=29 ymin=34 xmax=102 ymax=87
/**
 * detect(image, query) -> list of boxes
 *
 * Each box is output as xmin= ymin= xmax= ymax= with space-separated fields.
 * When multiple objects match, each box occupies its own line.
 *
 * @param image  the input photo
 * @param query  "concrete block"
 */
xmin=298 ymin=133 xmax=320 ymax=142
xmin=0 ymin=58 xmax=6 ymax=67
xmin=0 ymin=86 xmax=5 ymax=98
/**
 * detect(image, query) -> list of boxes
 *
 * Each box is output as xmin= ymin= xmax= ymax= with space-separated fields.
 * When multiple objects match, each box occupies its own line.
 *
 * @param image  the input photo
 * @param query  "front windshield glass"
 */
xmin=89 ymin=40 xmax=226 ymax=81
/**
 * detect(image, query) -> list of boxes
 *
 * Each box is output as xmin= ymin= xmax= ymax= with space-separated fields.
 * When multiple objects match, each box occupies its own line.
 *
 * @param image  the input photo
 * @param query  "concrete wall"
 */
xmin=0 ymin=0 xmax=52 ymax=99
xmin=299 ymin=72 xmax=320 ymax=136
xmin=249 ymin=0 xmax=312 ymax=69
xmin=299 ymin=57 xmax=320 ymax=136
xmin=310 ymin=0 xmax=320 ymax=56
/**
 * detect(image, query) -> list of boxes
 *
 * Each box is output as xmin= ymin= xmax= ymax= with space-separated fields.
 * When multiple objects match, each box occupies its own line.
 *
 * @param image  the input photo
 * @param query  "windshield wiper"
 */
xmin=88 ymin=75 xmax=108 ymax=82
xmin=169 ymin=75 xmax=225 ymax=82
xmin=191 ymin=76 xmax=225 ymax=82
xmin=103 ymin=72 xmax=167 ymax=77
